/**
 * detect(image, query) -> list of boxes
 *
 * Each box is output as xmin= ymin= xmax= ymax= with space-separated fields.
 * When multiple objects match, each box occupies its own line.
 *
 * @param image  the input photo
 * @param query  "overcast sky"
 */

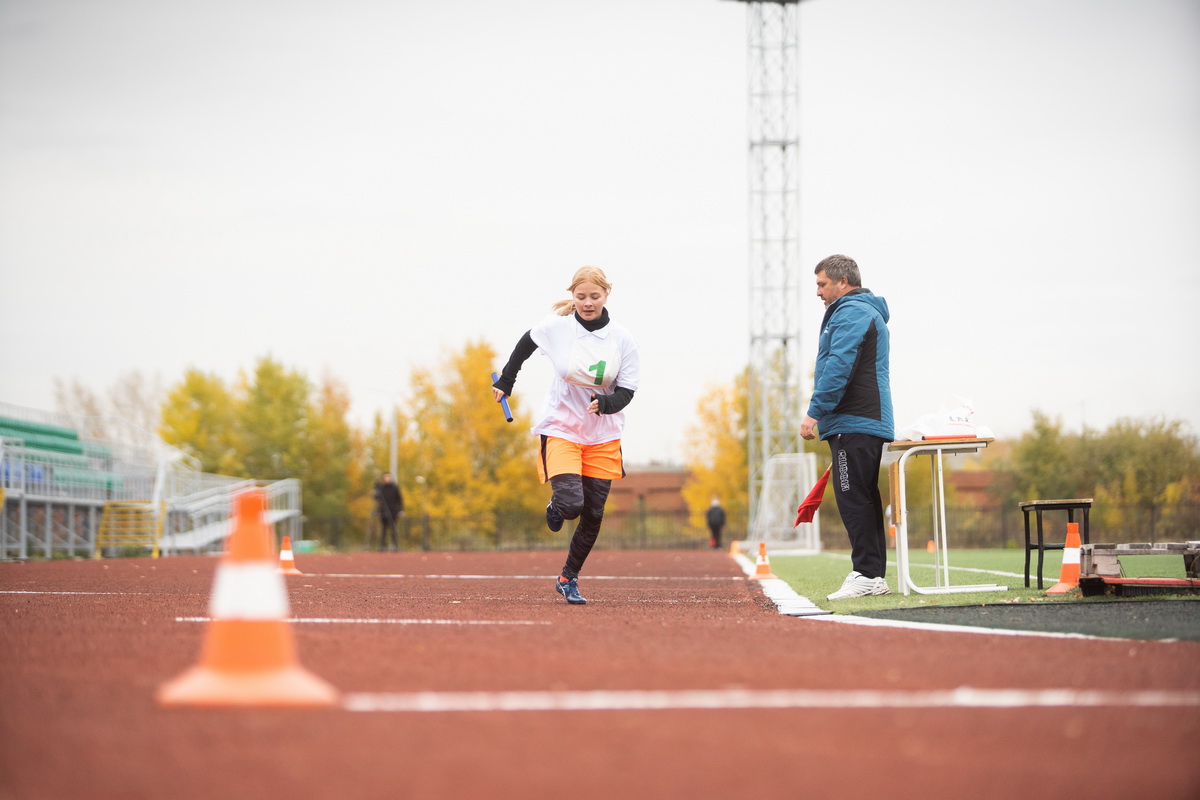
xmin=2 ymin=0 xmax=1198 ymax=466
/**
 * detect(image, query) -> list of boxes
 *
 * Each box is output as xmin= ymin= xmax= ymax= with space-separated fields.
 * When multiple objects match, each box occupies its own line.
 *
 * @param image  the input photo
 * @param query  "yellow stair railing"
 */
xmin=95 ymin=501 xmax=163 ymax=558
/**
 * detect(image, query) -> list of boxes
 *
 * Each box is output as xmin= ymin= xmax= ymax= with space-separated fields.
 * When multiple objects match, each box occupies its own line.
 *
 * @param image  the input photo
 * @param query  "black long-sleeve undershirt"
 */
xmin=493 ymin=331 xmax=536 ymax=396
xmin=492 ymin=310 xmax=635 ymax=416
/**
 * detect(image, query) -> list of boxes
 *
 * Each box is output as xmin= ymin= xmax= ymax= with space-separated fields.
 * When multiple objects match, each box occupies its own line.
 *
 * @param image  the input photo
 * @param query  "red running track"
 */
xmin=2 ymin=550 xmax=1198 ymax=799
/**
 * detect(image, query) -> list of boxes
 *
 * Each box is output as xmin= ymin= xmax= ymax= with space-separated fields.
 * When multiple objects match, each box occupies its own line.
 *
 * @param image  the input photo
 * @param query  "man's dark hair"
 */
xmin=815 ymin=254 xmax=861 ymax=287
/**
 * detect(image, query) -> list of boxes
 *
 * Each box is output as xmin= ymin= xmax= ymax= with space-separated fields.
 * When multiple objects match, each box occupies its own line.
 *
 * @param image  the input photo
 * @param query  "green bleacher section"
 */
xmin=3 ymin=405 xmax=304 ymax=559
xmin=0 ymin=416 xmax=79 ymax=441
xmin=0 ymin=417 xmax=113 ymax=460
xmin=0 ymin=416 xmax=120 ymax=491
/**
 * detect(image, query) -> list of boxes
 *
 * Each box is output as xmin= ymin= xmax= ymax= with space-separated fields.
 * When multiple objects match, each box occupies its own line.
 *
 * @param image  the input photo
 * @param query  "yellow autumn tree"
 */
xmin=395 ymin=339 xmax=544 ymax=546
xmin=682 ymin=369 xmax=750 ymax=531
xmin=158 ymin=367 xmax=240 ymax=474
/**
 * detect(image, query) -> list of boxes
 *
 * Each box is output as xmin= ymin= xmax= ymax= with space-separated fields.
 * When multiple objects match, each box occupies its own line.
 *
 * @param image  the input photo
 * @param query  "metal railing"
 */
xmin=0 ymin=403 xmax=305 ymax=560
xmin=2 ymin=431 xmax=303 ymax=559
xmin=159 ymin=478 xmax=303 ymax=555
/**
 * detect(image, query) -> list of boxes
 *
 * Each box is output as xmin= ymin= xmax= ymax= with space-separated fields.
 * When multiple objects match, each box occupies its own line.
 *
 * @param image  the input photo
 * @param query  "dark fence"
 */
xmin=843 ymin=501 xmax=1200 ymax=550
xmin=368 ymin=502 xmax=1199 ymax=553
xmin=13 ymin=498 xmax=1195 ymax=558
xmin=354 ymin=508 xmax=753 ymax=553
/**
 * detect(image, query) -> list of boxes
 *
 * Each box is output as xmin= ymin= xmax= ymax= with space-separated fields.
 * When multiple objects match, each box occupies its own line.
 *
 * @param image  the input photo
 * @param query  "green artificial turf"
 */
xmin=767 ymin=549 xmax=1190 ymax=614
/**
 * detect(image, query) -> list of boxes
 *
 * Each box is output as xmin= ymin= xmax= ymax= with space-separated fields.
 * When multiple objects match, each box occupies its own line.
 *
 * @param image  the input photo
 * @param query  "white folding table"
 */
xmin=888 ymin=437 xmax=1007 ymax=596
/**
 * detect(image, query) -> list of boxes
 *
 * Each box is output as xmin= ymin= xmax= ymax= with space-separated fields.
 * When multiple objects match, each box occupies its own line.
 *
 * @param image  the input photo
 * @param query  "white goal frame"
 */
xmin=748 ymin=452 xmax=821 ymax=551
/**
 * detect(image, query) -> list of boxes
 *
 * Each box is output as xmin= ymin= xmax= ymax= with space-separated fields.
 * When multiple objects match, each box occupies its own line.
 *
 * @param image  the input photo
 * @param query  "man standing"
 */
xmin=799 ymin=255 xmax=894 ymax=600
xmin=374 ymin=472 xmax=404 ymax=552
xmin=706 ymin=499 xmax=726 ymax=550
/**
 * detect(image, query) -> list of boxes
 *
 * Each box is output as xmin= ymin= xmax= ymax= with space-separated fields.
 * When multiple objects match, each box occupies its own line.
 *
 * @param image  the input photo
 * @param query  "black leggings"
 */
xmin=549 ymin=473 xmax=612 ymax=579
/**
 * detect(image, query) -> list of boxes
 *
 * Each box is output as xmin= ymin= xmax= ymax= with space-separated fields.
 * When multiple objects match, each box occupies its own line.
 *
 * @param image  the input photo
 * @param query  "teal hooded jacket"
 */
xmin=807 ymin=288 xmax=894 ymax=441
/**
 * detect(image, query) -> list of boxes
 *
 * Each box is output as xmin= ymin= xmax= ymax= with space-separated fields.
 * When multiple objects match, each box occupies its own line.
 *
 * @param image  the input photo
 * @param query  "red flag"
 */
xmin=794 ymin=466 xmax=831 ymax=526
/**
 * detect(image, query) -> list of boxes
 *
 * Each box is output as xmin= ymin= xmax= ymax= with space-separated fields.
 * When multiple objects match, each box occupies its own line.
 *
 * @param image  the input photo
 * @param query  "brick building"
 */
xmin=608 ymin=463 xmax=689 ymax=515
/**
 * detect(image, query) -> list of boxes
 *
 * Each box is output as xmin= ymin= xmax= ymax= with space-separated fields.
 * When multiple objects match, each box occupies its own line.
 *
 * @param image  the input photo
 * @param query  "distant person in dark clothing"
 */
xmin=374 ymin=472 xmax=404 ymax=552
xmin=706 ymin=499 xmax=727 ymax=550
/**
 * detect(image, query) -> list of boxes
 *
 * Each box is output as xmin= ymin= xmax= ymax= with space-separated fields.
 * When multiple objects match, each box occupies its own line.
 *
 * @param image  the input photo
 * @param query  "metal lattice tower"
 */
xmin=739 ymin=1 xmax=807 ymax=541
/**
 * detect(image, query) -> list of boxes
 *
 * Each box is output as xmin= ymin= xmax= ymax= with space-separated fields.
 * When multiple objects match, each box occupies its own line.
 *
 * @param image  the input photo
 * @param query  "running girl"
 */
xmin=492 ymin=266 xmax=641 ymax=604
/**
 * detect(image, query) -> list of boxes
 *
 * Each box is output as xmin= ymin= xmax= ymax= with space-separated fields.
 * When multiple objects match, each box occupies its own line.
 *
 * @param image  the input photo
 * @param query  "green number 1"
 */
xmin=587 ymin=360 xmax=607 ymax=386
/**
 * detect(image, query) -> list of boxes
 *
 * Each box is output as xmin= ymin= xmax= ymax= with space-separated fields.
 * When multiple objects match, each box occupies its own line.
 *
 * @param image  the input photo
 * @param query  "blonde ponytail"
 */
xmin=552 ymin=266 xmax=612 ymax=315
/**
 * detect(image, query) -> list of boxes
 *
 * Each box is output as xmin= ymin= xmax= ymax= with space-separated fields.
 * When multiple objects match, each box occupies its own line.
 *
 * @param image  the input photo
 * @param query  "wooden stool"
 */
xmin=1019 ymin=499 xmax=1092 ymax=589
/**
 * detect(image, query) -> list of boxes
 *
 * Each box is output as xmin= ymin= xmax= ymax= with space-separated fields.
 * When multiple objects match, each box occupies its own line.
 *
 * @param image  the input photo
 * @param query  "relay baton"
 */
xmin=491 ymin=372 xmax=513 ymax=422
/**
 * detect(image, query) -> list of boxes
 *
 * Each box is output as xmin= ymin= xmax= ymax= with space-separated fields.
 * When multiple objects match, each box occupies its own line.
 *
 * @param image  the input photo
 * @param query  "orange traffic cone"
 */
xmin=729 ymin=540 xmax=741 ymax=557
xmin=1046 ymin=522 xmax=1082 ymax=595
xmin=926 ymin=539 xmax=936 ymax=554
xmin=278 ymin=536 xmax=302 ymax=575
xmin=156 ymin=489 xmax=338 ymax=707
xmin=751 ymin=542 xmax=778 ymax=580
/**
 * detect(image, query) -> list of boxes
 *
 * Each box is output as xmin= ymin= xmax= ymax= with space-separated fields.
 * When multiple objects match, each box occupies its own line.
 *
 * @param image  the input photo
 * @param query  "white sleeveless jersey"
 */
xmin=528 ymin=313 xmax=641 ymax=445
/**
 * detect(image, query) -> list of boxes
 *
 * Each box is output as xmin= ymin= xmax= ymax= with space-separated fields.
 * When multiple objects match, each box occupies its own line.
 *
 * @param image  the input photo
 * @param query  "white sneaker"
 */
xmin=827 ymin=571 xmax=891 ymax=600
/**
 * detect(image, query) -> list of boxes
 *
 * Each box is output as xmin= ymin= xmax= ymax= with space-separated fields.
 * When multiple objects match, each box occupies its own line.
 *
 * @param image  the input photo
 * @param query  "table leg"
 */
xmin=1023 ymin=509 xmax=1032 ymax=588
xmin=889 ymin=444 xmax=1006 ymax=596
xmin=1035 ymin=509 xmax=1046 ymax=590
xmin=895 ymin=449 xmax=915 ymax=595
xmin=934 ymin=450 xmax=951 ymax=587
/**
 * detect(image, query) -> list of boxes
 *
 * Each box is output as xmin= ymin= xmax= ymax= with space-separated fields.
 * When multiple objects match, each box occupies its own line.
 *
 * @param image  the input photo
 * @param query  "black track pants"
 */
xmin=828 ymin=433 xmax=888 ymax=579
xmin=551 ymin=474 xmax=612 ymax=579
xmin=380 ymin=515 xmax=398 ymax=550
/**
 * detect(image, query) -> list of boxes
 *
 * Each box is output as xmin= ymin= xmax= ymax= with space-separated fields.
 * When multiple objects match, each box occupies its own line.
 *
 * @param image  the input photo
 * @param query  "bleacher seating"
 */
xmin=2 ymin=404 xmax=303 ymax=560
xmin=0 ymin=416 xmax=121 ymax=493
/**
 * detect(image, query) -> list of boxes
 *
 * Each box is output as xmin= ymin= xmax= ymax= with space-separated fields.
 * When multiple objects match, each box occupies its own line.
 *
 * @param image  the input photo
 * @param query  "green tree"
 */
xmin=992 ymin=411 xmax=1200 ymax=506
xmin=1089 ymin=417 xmax=1200 ymax=540
xmin=236 ymin=357 xmax=311 ymax=480
xmin=303 ymin=374 xmax=355 ymax=546
xmin=1090 ymin=418 xmax=1199 ymax=505
xmin=989 ymin=411 xmax=1200 ymax=542
xmin=992 ymin=411 xmax=1088 ymax=504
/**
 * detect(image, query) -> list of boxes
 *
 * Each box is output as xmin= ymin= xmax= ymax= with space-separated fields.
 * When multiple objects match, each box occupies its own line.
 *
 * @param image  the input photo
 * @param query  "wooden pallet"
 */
xmin=1078 ymin=542 xmax=1200 ymax=597
xmin=1081 ymin=542 xmax=1200 ymax=579
xmin=1079 ymin=575 xmax=1200 ymax=597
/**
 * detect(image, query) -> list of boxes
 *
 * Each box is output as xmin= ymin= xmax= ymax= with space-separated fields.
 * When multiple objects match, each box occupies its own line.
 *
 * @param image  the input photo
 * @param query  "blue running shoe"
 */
xmin=555 ymin=577 xmax=586 ymax=604
xmin=545 ymin=502 xmax=564 ymax=532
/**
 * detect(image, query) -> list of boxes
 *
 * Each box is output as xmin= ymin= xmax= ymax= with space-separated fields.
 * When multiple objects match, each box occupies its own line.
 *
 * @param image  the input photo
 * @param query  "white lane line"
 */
xmin=314 ymin=574 xmax=743 ymax=581
xmin=824 ymin=551 xmax=1030 ymax=579
xmin=732 ymin=553 xmax=1125 ymax=638
xmin=732 ymin=554 xmax=830 ymax=617
xmin=807 ymin=613 xmax=1120 ymax=640
xmin=175 ymin=617 xmax=548 ymax=626
xmin=343 ymin=687 xmax=1200 ymax=713
xmin=1 ymin=590 xmax=127 ymax=595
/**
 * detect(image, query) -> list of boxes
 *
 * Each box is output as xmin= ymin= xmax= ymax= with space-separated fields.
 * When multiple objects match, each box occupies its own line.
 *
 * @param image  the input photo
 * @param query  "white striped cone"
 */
xmin=156 ymin=489 xmax=336 ymax=707
xmin=278 ymin=536 xmax=302 ymax=575
xmin=1047 ymin=522 xmax=1082 ymax=595
xmin=751 ymin=542 xmax=778 ymax=580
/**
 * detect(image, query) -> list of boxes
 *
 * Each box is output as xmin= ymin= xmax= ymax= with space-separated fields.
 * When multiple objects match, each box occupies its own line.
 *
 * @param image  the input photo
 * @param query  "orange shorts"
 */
xmin=538 ymin=436 xmax=624 ymax=483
